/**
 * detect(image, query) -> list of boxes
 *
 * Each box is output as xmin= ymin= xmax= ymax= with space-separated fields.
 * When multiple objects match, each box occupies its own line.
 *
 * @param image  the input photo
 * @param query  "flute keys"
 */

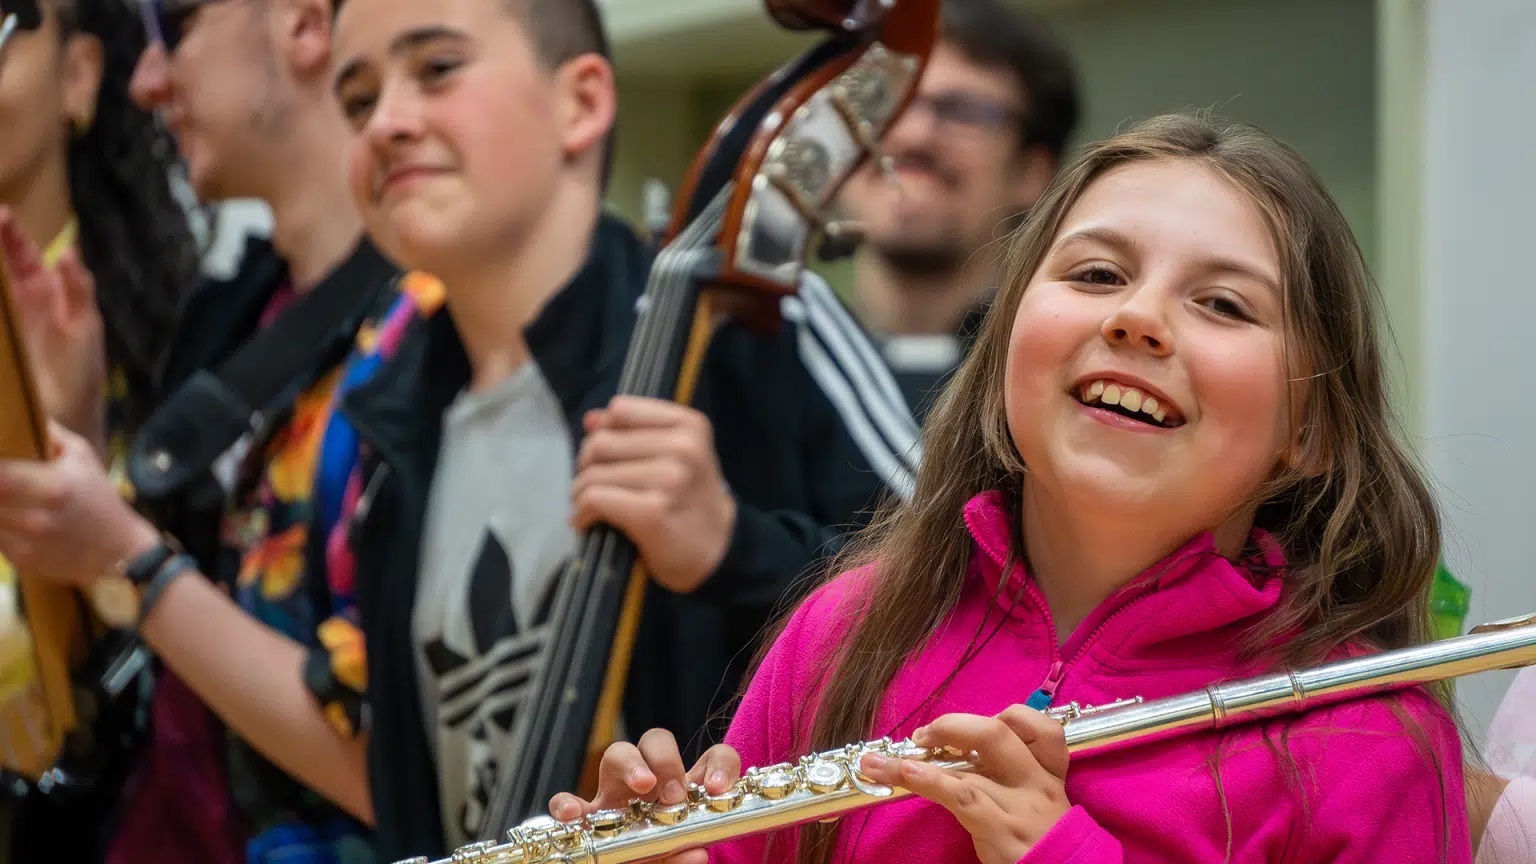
xmin=650 ymin=801 xmax=690 ymax=825
xmin=803 ymin=760 xmax=846 ymax=794
xmin=587 ymin=809 xmax=629 ymax=838
xmin=754 ymin=769 xmax=798 ymax=799
xmin=886 ymin=740 xmax=930 ymax=761
xmin=704 ymin=785 xmax=746 ymax=812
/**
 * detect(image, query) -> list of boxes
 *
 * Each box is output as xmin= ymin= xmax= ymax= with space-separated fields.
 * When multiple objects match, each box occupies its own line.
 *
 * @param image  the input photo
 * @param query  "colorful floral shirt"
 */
xmin=221 ymin=273 xmax=442 ymax=863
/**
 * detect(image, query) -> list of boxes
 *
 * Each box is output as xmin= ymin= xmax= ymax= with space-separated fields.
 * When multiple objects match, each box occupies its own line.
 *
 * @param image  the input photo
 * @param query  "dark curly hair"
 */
xmin=54 ymin=0 xmax=201 ymax=432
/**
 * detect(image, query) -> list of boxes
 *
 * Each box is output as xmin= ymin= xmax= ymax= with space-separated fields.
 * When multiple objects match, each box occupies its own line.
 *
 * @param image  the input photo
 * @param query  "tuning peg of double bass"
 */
xmin=817 ymin=220 xmax=867 ymax=262
xmin=828 ymin=80 xmax=906 ymax=201
xmin=830 ymin=91 xmax=885 ymax=163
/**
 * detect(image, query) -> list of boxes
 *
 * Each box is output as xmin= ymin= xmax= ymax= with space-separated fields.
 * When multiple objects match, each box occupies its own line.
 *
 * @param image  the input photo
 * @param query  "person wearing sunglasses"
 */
xmin=835 ymin=0 xmax=1080 ymax=421
xmin=39 ymin=1 xmax=398 ymax=863
xmin=0 ymin=0 xmax=199 ymax=860
xmin=0 ymin=0 xmax=195 ymax=461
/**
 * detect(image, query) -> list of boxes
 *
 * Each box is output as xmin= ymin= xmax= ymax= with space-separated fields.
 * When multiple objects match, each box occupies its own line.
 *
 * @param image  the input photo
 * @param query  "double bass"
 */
xmin=478 ymin=0 xmax=942 ymax=839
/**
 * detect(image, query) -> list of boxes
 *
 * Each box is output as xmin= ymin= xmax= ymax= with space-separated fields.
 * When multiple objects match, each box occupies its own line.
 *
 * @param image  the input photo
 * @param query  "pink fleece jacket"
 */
xmin=712 ymin=490 xmax=1471 ymax=863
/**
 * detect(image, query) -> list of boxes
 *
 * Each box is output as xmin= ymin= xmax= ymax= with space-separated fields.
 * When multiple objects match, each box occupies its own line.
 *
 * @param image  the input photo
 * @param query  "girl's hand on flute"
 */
xmin=859 ymin=706 xmax=1073 ymax=864
xmin=549 ymin=728 xmax=742 ymax=864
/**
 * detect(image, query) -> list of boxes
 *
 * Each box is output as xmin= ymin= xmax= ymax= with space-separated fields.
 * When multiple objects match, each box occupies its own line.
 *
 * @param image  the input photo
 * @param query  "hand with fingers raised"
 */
xmin=0 ymin=207 xmax=108 ymax=453
xmin=549 ymin=728 xmax=743 ymax=864
xmin=858 ymin=705 xmax=1088 ymax=864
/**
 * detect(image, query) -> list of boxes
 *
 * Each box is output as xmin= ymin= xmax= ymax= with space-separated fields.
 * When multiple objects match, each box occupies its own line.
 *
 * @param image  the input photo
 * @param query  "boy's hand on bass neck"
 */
xmin=571 ymin=396 xmax=737 ymax=593
xmin=859 ymin=706 xmax=1075 ymax=864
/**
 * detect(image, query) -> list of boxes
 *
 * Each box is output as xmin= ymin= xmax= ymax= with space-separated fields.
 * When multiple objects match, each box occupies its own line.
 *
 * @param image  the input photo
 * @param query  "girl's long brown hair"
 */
xmin=787 ymin=112 xmax=1444 ymax=863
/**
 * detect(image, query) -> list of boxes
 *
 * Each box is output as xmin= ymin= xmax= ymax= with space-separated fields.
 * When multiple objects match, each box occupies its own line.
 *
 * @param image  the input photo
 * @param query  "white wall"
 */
xmin=1044 ymin=0 xmax=1378 ymax=268
xmin=1421 ymin=0 xmax=1536 ymax=737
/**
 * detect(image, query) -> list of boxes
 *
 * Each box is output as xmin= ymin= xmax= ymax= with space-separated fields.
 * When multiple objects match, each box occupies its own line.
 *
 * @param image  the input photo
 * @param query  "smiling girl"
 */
xmin=554 ymin=112 xmax=1470 ymax=863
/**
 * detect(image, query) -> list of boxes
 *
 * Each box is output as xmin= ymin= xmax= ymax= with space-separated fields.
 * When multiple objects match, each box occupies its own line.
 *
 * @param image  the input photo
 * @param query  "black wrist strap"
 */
xmin=136 ymin=554 xmax=196 ymax=630
xmin=122 ymin=537 xmax=182 ymax=587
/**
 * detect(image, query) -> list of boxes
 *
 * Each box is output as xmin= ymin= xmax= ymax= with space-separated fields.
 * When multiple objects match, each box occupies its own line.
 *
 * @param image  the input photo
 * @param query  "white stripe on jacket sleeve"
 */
xmin=781 ymin=270 xmax=923 ymax=501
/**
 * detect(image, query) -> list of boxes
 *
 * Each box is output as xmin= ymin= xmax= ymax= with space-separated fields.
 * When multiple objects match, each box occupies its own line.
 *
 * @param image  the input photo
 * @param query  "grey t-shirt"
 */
xmin=413 ymin=361 xmax=578 ymax=847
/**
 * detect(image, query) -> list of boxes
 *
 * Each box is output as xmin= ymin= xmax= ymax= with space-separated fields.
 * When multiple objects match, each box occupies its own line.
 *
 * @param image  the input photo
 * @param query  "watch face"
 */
xmin=89 ymin=578 xmax=137 ymax=630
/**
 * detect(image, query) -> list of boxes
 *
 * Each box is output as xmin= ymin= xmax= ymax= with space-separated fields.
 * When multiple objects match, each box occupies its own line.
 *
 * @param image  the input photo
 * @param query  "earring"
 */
xmin=71 ymin=111 xmax=93 ymax=138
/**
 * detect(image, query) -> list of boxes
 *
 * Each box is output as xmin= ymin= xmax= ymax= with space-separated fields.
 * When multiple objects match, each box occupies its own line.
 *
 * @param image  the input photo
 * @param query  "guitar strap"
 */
xmin=128 ymin=239 xmax=397 ymax=503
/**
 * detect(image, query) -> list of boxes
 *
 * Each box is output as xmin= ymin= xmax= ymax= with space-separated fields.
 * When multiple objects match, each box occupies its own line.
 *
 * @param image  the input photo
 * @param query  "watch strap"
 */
xmin=136 ymin=554 xmax=196 ymax=629
xmin=122 ymin=536 xmax=183 ymax=587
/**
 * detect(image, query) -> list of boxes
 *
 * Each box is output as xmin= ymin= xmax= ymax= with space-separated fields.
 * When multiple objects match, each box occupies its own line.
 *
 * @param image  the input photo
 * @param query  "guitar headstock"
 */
xmin=666 ymin=0 xmax=940 ymax=317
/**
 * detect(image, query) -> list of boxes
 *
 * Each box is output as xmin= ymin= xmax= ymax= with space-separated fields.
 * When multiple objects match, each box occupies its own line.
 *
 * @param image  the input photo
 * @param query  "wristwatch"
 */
xmin=89 ymin=536 xmax=184 ymax=630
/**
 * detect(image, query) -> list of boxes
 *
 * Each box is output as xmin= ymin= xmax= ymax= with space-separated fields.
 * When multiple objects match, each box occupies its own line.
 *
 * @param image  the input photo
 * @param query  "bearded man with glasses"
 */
xmin=837 ymin=0 xmax=1080 ymax=420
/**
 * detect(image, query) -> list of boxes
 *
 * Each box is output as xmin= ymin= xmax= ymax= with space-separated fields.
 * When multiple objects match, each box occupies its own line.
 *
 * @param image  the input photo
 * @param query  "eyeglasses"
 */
xmin=132 ymin=0 xmax=229 ymax=52
xmin=906 ymin=91 xmax=1025 ymax=134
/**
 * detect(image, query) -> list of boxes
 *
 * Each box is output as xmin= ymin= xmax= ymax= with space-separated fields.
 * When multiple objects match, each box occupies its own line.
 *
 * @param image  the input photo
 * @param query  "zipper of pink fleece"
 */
xmin=1020 ymin=576 xmax=1164 ymax=711
xmin=960 ymin=494 xmax=1196 ymax=713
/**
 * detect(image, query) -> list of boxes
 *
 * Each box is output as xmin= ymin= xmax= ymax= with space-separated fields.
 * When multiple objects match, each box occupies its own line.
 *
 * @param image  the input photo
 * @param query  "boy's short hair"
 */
xmin=331 ymin=0 xmax=609 ymax=69
xmin=515 ymin=0 xmax=609 ymax=70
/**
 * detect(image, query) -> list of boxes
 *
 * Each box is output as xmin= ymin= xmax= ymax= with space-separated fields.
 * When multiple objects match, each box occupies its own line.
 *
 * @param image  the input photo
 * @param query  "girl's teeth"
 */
xmin=1080 ymin=379 xmax=1176 ymax=426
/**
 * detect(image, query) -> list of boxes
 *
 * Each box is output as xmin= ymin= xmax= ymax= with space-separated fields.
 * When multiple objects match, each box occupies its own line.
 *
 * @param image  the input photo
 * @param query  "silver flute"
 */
xmin=400 ymin=613 xmax=1536 ymax=864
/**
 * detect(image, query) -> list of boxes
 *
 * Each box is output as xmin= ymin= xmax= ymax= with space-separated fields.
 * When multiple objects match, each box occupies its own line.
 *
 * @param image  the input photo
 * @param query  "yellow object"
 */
xmin=0 ymin=213 xmax=81 ymax=595
xmin=40 ymin=216 xmax=77 ymax=268
xmin=0 ymin=211 xmax=90 ymax=780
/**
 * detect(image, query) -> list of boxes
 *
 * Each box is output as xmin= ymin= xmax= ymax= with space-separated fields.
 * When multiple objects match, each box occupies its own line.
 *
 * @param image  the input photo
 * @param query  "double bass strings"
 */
xmin=480 ymin=187 xmax=734 ymax=836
